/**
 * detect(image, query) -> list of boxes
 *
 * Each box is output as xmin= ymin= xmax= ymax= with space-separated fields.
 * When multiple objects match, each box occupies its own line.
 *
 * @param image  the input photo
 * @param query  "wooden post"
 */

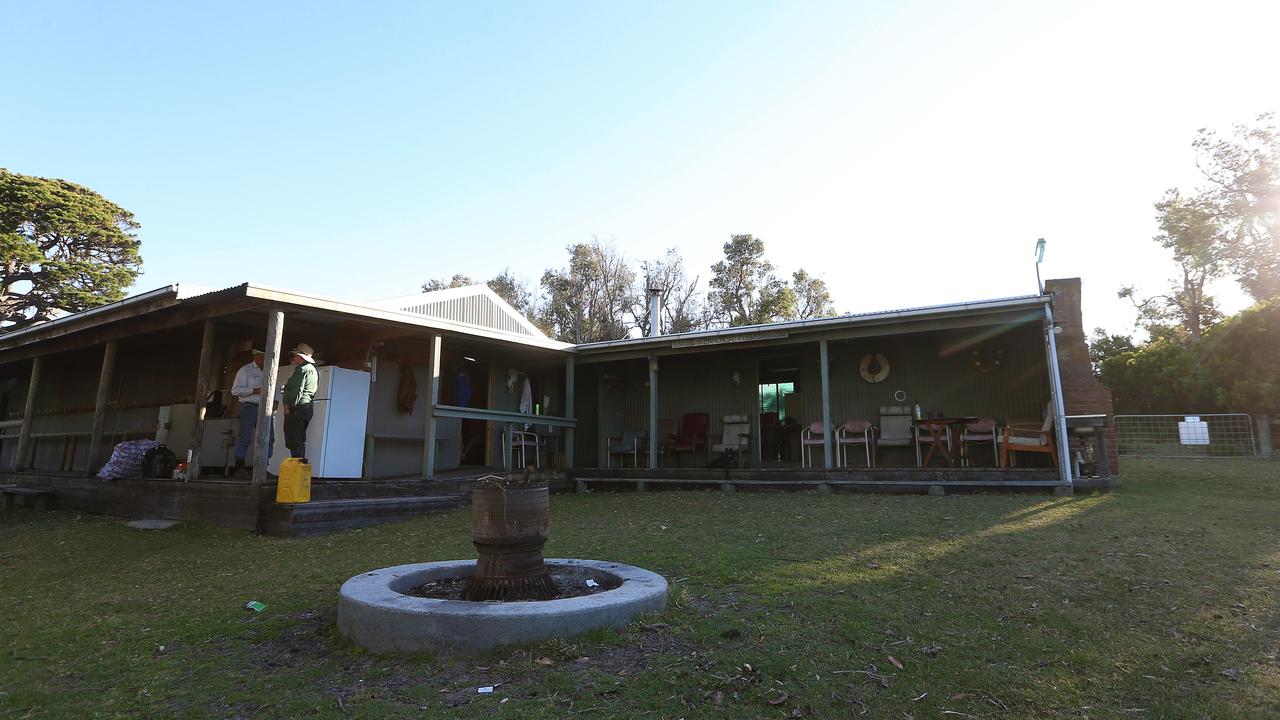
xmin=186 ymin=320 xmax=216 ymax=481
xmin=648 ymin=355 xmax=658 ymax=469
xmin=819 ymin=340 xmax=833 ymax=469
xmin=1257 ymin=414 xmax=1273 ymax=460
xmin=423 ymin=334 xmax=441 ymax=480
xmin=13 ymin=356 xmax=43 ymax=471
xmin=251 ymin=310 xmax=284 ymax=486
xmin=85 ymin=341 xmax=118 ymax=474
xmin=564 ymin=355 xmax=575 ymax=469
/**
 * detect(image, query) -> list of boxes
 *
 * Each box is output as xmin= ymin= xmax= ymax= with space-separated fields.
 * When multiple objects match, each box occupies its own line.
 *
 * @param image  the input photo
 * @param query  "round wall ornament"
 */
xmin=859 ymin=353 xmax=890 ymax=383
xmin=972 ymin=347 xmax=1004 ymax=373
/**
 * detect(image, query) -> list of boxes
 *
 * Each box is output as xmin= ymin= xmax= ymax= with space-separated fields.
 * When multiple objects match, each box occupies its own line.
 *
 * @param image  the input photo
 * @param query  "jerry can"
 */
xmin=276 ymin=458 xmax=312 ymax=503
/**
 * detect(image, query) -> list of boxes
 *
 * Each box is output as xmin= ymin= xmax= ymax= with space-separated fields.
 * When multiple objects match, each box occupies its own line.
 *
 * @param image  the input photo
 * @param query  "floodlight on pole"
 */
xmin=1034 ymin=238 xmax=1046 ymax=293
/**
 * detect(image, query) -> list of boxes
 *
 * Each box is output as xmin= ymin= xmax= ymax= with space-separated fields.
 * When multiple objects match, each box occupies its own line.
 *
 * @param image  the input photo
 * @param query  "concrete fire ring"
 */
xmin=337 ymin=558 xmax=668 ymax=654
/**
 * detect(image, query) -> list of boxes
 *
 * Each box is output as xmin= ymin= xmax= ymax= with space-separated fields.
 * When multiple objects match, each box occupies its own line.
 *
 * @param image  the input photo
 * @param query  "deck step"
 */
xmin=264 ymin=494 xmax=467 ymax=537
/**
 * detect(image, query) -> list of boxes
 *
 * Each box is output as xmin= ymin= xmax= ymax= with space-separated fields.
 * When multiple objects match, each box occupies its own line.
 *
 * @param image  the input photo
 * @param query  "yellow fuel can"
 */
xmin=276 ymin=458 xmax=312 ymax=503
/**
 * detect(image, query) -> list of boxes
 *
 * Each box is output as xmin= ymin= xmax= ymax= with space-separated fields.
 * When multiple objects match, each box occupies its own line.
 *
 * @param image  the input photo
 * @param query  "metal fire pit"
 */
xmin=462 ymin=479 xmax=557 ymax=601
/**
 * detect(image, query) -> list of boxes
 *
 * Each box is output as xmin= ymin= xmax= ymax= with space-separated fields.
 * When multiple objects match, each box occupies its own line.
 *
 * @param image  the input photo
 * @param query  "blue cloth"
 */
xmin=456 ymin=370 xmax=472 ymax=407
xmin=236 ymin=404 xmax=275 ymax=462
xmin=98 ymin=439 xmax=160 ymax=479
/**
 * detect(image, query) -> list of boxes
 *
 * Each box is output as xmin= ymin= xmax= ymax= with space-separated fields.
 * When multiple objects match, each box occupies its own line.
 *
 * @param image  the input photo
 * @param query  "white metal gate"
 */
xmin=1114 ymin=414 xmax=1257 ymax=458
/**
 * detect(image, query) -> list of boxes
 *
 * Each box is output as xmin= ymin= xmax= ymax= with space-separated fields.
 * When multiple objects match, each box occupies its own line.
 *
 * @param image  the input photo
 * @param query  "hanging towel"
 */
xmin=519 ymin=377 xmax=533 ymax=415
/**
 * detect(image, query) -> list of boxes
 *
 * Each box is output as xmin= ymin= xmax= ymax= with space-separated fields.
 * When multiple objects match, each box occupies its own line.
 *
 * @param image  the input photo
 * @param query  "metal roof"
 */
xmin=0 ymin=282 xmax=573 ymax=354
xmin=0 ymin=283 xmax=1049 ymax=358
xmin=572 ymin=294 xmax=1052 ymax=353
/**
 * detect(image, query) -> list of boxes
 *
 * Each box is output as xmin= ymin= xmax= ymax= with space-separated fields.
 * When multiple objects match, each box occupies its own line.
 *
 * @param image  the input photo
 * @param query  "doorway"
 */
xmin=758 ymin=356 xmax=801 ymax=463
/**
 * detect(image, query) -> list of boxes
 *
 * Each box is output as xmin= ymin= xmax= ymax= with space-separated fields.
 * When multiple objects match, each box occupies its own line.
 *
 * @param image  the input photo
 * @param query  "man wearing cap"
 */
xmin=283 ymin=343 xmax=319 ymax=462
xmin=230 ymin=348 xmax=273 ymax=479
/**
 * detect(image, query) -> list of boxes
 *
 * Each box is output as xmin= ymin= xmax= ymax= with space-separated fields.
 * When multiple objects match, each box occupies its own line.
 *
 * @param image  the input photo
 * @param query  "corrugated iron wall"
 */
xmin=364 ymin=358 xmax=461 ymax=479
xmin=801 ymin=323 xmax=1050 ymax=425
xmin=582 ymin=321 xmax=1050 ymax=468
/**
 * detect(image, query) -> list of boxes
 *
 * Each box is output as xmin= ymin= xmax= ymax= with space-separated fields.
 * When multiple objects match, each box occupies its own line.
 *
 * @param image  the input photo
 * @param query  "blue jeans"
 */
xmin=236 ymin=403 xmax=275 ymax=462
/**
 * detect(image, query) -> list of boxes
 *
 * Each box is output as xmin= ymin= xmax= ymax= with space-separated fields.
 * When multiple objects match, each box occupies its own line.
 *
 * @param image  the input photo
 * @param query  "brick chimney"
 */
xmin=1044 ymin=278 xmax=1119 ymax=477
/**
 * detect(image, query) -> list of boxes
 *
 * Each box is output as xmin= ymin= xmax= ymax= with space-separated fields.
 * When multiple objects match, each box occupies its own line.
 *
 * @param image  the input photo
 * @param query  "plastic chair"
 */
xmin=801 ymin=421 xmax=827 ymax=467
xmin=837 ymin=420 xmax=873 ymax=467
xmin=668 ymin=413 xmax=709 ymax=466
xmin=711 ymin=414 xmax=752 ymax=468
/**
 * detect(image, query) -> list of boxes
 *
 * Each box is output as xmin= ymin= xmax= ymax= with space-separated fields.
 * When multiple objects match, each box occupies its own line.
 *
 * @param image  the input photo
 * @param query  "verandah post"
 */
xmin=564 ymin=354 xmax=575 ymax=469
xmin=13 ymin=356 xmax=42 ymax=471
xmin=819 ymin=339 xmax=833 ymax=469
xmin=423 ymin=334 xmax=441 ymax=480
xmin=187 ymin=320 xmax=216 ymax=481
xmin=252 ymin=310 xmax=284 ymax=486
xmin=648 ymin=354 xmax=658 ymax=469
xmin=85 ymin=341 xmax=118 ymax=475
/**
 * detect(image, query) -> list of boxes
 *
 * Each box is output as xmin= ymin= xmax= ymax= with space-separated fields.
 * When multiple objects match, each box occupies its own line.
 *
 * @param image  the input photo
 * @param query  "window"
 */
xmin=759 ymin=382 xmax=795 ymax=421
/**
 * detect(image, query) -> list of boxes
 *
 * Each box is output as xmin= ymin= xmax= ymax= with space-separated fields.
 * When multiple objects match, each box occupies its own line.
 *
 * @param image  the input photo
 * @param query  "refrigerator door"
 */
xmin=266 ymin=366 xmax=370 ymax=478
xmin=316 ymin=368 xmax=370 ymax=478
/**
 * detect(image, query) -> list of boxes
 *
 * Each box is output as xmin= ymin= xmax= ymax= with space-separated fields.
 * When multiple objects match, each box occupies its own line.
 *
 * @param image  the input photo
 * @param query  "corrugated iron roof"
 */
xmin=572 ymin=294 xmax=1052 ymax=352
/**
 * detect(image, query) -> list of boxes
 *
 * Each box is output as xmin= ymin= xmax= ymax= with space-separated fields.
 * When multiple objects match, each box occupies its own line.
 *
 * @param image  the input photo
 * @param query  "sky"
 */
xmin=5 ymin=0 xmax=1279 ymax=336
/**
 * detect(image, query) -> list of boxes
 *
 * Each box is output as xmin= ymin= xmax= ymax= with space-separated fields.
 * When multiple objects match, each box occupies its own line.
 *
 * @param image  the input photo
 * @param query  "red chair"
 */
xmin=668 ymin=413 xmax=709 ymax=466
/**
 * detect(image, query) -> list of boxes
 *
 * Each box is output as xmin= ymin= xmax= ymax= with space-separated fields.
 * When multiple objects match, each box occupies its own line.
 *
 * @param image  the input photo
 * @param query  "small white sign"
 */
xmin=1178 ymin=416 xmax=1210 ymax=446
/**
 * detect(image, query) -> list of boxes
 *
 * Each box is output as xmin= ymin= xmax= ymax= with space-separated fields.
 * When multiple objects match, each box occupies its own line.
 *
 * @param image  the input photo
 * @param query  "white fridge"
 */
xmin=267 ymin=365 xmax=371 ymax=478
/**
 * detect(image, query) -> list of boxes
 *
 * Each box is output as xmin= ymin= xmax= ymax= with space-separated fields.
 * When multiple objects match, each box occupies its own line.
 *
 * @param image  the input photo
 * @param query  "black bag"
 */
xmin=142 ymin=444 xmax=178 ymax=479
xmin=705 ymin=451 xmax=738 ymax=469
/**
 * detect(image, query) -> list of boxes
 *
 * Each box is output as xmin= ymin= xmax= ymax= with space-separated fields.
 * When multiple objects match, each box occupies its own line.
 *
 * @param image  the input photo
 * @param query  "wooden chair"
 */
xmin=999 ymin=412 xmax=1056 ymax=468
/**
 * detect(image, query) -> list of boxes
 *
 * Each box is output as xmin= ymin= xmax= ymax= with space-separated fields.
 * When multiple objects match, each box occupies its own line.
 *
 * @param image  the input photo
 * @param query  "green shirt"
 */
xmin=283 ymin=362 xmax=318 ymax=406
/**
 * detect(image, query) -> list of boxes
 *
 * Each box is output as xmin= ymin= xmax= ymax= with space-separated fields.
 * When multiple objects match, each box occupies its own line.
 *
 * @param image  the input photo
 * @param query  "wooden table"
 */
xmin=914 ymin=417 xmax=979 ymax=467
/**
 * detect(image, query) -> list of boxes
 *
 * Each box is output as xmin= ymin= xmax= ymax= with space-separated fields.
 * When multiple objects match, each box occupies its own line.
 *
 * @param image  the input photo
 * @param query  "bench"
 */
xmin=0 ymin=486 xmax=56 ymax=512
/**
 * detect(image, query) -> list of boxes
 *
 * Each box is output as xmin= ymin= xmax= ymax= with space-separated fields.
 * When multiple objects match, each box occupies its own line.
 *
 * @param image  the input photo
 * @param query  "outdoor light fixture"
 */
xmin=1034 ymin=237 xmax=1047 ymax=293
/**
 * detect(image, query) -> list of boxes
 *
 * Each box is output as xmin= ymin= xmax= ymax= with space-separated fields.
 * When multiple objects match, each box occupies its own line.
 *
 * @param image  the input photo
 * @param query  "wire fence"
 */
xmin=1114 ymin=414 xmax=1257 ymax=458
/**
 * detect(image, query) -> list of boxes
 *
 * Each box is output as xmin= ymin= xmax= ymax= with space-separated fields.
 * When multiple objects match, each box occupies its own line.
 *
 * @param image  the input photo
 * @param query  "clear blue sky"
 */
xmin=5 ymin=1 xmax=1278 ymax=334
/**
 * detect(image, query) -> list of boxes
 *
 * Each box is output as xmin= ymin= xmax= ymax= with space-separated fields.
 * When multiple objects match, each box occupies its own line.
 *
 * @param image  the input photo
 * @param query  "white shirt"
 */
xmin=231 ymin=362 xmax=263 ymax=405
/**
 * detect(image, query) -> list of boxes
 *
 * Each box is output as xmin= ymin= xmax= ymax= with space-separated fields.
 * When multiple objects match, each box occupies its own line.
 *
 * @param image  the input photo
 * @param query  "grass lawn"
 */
xmin=2 ymin=459 xmax=1278 ymax=719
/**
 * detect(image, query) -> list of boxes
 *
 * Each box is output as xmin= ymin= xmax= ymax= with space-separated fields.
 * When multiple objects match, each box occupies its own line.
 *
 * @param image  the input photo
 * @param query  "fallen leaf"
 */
xmin=767 ymin=691 xmax=790 ymax=705
xmin=713 ymin=690 xmax=724 ymax=706
xmin=535 ymin=656 xmax=555 ymax=667
xmin=887 ymin=655 xmax=904 ymax=670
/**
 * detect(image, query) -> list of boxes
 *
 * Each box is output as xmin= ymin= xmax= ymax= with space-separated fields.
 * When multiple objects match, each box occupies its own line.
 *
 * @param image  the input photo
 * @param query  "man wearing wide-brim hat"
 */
xmin=230 ymin=347 xmax=275 ymax=479
xmin=282 ymin=343 xmax=319 ymax=462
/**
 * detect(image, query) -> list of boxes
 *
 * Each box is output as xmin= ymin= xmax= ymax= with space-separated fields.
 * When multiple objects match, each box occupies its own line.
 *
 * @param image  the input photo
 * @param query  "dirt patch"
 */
xmin=404 ymin=563 xmax=623 ymax=600
xmin=230 ymin=607 xmax=692 ymax=715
